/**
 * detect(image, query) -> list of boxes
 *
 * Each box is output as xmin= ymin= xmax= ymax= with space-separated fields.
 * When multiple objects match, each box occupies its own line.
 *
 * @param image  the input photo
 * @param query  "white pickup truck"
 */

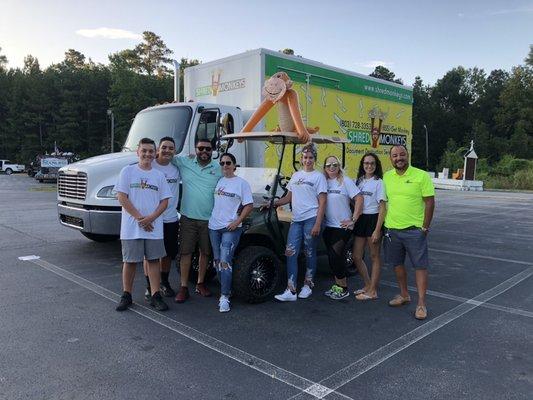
xmin=0 ymin=160 xmax=25 ymax=174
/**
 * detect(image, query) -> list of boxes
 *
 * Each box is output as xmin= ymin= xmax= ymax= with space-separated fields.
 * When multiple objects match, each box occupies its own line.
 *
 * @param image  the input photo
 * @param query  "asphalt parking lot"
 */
xmin=1 ymin=174 xmax=532 ymax=400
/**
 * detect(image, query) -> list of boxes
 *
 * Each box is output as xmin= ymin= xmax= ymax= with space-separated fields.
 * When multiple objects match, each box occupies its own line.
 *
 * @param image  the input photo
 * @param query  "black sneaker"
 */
xmin=116 ymin=292 xmax=132 ymax=311
xmin=144 ymin=288 xmax=152 ymax=302
xmin=160 ymin=282 xmax=176 ymax=297
xmin=150 ymin=291 xmax=169 ymax=311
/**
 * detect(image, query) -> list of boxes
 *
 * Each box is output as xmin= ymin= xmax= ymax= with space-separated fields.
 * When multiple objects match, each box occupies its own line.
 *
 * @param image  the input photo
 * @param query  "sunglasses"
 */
xmin=325 ymin=162 xmax=339 ymax=168
xmin=219 ymin=161 xmax=233 ymax=166
xmin=196 ymin=146 xmax=212 ymax=152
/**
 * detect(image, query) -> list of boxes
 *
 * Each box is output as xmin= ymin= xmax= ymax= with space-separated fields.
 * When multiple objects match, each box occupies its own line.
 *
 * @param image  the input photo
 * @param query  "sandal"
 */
xmin=355 ymin=293 xmax=378 ymax=301
xmin=354 ymin=288 xmax=366 ymax=295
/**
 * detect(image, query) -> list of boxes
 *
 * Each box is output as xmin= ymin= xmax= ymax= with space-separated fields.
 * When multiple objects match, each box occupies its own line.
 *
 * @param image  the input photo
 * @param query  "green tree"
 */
xmin=0 ymin=46 xmax=8 ymax=72
xmin=369 ymin=66 xmax=403 ymax=84
xmin=134 ymin=31 xmax=173 ymax=76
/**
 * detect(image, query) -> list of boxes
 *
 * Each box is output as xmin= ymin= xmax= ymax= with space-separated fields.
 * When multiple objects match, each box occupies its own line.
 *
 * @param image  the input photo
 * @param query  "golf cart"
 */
xmin=218 ymin=131 xmax=353 ymax=303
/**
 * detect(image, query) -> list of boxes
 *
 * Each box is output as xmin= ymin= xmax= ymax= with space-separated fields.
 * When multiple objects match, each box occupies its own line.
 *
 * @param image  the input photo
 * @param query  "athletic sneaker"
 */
xmin=328 ymin=285 xmax=349 ymax=300
xmin=160 ymin=282 xmax=175 ymax=297
xmin=219 ymin=295 xmax=231 ymax=313
xmin=324 ymin=284 xmax=342 ymax=297
xmin=274 ymin=289 xmax=297 ymax=302
xmin=298 ymin=285 xmax=312 ymax=299
xmin=144 ymin=288 xmax=151 ymax=302
xmin=116 ymin=292 xmax=132 ymax=311
xmin=150 ymin=291 xmax=169 ymax=311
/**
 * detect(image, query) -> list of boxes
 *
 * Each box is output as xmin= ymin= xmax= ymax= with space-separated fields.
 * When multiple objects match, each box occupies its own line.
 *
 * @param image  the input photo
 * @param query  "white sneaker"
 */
xmin=274 ymin=289 xmax=297 ymax=302
xmin=298 ymin=285 xmax=312 ymax=299
xmin=219 ymin=295 xmax=230 ymax=312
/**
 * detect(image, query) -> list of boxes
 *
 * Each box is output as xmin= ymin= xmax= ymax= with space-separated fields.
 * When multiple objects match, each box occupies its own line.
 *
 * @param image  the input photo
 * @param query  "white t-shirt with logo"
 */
xmin=325 ymin=177 xmax=360 ymax=228
xmin=288 ymin=170 xmax=327 ymax=222
xmin=356 ymin=177 xmax=385 ymax=214
xmin=208 ymin=176 xmax=253 ymax=230
xmin=115 ymin=164 xmax=173 ymax=240
xmin=152 ymin=159 xmax=180 ymax=223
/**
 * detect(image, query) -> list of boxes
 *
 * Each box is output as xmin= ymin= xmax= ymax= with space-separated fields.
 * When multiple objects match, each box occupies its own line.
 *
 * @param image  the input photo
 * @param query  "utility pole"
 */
xmin=423 ymin=124 xmax=429 ymax=171
xmin=107 ymin=109 xmax=114 ymax=153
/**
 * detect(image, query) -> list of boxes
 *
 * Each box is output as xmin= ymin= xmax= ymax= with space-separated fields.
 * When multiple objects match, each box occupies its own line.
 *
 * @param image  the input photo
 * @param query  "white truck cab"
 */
xmin=57 ymin=102 xmax=246 ymax=241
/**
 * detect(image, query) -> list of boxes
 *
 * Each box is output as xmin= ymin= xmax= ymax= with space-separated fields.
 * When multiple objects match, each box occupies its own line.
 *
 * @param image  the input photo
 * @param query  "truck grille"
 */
xmin=58 ymin=171 xmax=87 ymax=200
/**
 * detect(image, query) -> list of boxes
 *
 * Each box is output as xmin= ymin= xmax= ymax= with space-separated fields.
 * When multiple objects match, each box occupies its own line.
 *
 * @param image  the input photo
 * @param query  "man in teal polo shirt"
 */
xmin=383 ymin=145 xmax=435 ymax=320
xmin=173 ymin=139 xmax=222 ymax=303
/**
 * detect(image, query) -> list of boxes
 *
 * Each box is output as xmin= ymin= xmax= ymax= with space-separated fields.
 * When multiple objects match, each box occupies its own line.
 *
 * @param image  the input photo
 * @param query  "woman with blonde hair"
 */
xmin=322 ymin=155 xmax=363 ymax=299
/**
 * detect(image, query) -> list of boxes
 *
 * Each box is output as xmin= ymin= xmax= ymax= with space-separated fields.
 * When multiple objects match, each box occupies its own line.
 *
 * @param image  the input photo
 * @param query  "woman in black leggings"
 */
xmin=322 ymin=155 xmax=363 ymax=300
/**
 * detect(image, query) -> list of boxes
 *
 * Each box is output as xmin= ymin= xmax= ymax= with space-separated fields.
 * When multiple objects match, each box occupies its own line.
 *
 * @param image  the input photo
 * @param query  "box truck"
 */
xmin=57 ymin=48 xmax=413 ymax=241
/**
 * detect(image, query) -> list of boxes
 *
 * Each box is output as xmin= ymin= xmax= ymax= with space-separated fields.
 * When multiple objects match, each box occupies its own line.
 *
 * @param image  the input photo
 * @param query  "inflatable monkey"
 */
xmin=240 ymin=72 xmax=319 ymax=143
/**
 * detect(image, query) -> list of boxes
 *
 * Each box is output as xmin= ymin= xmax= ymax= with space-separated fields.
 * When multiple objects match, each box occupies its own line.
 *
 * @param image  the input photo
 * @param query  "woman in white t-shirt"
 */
xmin=352 ymin=152 xmax=386 ymax=301
xmin=208 ymin=153 xmax=253 ymax=313
xmin=322 ymin=155 xmax=363 ymax=300
xmin=271 ymin=144 xmax=327 ymax=302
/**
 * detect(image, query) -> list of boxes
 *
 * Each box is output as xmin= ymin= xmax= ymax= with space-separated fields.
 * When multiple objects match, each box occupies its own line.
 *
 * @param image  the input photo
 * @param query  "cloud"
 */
xmin=488 ymin=7 xmax=533 ymax=15
xmin=355 ymin=60 xmax=395 ymax=69
xmin=76 ymin=28 xmax=142 ymax=40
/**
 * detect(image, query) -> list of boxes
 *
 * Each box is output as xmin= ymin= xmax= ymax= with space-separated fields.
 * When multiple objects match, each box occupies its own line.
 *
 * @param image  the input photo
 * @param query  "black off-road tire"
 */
xmin=184 ymin=250 xmax=217 ymax=284
xmin=233 ymin=246 xmax=285 ymax=303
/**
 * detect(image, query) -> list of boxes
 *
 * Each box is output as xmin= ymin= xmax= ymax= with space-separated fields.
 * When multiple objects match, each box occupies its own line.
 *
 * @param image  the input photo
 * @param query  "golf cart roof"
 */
xmin=222 ymin=131 xmax=349 ymax=144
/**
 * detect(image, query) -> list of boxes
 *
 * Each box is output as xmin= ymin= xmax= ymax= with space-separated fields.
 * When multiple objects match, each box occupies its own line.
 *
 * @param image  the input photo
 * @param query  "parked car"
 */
xmin=0 ymin=159 xmax=25 ymax=175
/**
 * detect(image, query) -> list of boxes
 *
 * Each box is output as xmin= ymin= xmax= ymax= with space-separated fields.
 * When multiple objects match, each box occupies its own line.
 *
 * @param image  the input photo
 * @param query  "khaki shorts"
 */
xmin=179 ymin=216 xmax=212 ymax=256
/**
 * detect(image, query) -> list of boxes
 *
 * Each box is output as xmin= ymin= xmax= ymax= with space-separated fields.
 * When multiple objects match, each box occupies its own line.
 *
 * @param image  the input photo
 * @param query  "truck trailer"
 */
xmin=57 ymin=48 xmax=413 ymax=241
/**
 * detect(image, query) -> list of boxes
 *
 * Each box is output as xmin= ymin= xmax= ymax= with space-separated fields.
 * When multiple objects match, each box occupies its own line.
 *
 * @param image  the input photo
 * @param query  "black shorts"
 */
xmin=353 ymin=213 xmax=380 ymax=237
xmin=163 ymin=221 xmax=179 ymax=259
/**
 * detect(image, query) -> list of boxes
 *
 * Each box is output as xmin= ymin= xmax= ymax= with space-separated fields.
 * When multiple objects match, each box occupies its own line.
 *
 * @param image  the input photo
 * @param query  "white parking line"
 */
xmin=430 ymin=248 xmax=533 ymax=265
xmin=380 ymin=280 xmax=533 ymax=319
xmin=289 ymin=266 xmax=533 ymax=399
xmin=20 ymin=256 xmax=353 ymax=400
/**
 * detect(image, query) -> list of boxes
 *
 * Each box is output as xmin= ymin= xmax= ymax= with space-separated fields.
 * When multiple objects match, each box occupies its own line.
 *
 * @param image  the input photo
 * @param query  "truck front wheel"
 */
xmin=81 ymin=232 xmax=119 ymax=242
xmin=5 ymin=168 xmax=12 ymax=175
xmin=233 ymin=246 xmax=284 ymax=303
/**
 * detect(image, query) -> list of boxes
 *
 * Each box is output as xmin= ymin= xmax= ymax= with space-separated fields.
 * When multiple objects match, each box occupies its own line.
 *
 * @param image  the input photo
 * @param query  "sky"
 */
xmin=1 ymin=0 xmax=532 ymax=86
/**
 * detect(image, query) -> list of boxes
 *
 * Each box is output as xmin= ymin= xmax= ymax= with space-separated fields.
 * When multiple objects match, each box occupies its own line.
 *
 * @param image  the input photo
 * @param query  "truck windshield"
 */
xmin=122 ymin=106 xmax=192 ymax=152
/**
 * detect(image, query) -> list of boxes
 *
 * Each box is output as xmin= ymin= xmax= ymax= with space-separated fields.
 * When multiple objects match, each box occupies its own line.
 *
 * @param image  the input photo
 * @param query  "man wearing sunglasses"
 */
xmin=172 ymin=138 xmax=222 ymax=302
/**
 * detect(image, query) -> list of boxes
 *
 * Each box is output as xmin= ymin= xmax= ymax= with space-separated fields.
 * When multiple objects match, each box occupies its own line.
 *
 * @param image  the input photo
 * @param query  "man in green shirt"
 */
xmin=383 ymin=145 xmax=435 ymax=320
xmin=172 ymin=139 xmax=222 ymax=303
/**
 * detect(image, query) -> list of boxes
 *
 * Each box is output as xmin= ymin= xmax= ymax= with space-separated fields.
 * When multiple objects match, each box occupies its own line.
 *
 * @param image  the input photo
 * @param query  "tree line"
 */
xmin=0 ymin=36 xmax=531 ymax=181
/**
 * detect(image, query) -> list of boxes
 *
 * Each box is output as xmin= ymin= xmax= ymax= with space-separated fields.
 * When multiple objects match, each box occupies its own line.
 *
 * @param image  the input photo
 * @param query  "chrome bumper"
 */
xmin=58 ymin=203 xmax=121 ymax=235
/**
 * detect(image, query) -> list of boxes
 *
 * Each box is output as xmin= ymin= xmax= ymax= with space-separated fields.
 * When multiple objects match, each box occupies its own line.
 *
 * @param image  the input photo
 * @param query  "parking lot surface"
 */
xmin=1 ymin=174 xmax=532 ymax=399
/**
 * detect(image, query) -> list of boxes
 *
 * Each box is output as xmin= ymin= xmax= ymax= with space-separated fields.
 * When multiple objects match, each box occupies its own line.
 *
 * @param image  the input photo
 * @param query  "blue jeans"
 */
xmin=285 ymin=216 xmax=320 ymax=290
xmin=209 ymin=228 xmax=243 ymax=296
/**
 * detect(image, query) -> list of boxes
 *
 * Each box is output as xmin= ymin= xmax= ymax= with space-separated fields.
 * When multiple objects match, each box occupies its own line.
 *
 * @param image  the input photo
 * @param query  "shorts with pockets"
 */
xmin=179 ymin=215 xmax=212 ymax=256
xmin=384 ymin=227 xmax=429 ymax=270
xmin=121 ymin=239 xmax=166 ymax=263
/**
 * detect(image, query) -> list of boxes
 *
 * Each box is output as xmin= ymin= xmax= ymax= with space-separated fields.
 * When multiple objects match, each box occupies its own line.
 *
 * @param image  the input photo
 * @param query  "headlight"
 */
xmin=97 ymin=185 xmax=118 ymax=199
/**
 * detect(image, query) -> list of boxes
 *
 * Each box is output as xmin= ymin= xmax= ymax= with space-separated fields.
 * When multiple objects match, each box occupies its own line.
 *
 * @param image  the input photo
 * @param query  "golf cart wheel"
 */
xmin=81 ymin=232 xmax=119 ymax=242
xmin=186 ymin=250 xmax=216 ymax=284
xmin=233 ymin=246 xmax=284 ymax=304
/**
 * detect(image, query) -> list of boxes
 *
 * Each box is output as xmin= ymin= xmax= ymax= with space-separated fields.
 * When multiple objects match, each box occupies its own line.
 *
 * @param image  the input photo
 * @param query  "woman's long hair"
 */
xmin=323 ymin=155 xmax=344 ymax=184
xmin=356 ymin=152 xmax=383 ymax=184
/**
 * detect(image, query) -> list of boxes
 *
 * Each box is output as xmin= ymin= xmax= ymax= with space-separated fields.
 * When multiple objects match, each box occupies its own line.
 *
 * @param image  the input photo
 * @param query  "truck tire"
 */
xmin=81 ymin=232 xmax=119 ymax=242
xmin=5 ymin=168 xmax=12 ymax=175
xmin=233 ymin=246 xmax=285 ymax=304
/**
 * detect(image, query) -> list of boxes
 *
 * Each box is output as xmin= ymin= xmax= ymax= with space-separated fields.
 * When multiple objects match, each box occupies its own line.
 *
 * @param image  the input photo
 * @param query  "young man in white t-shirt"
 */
xmin=115 ymin=138 xmax=173 ymax=312
xmin=143 ymin=137 xmax=180 ymax=301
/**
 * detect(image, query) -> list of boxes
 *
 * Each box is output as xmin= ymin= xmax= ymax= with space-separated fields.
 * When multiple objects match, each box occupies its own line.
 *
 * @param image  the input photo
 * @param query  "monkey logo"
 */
xmin=211 ymin=70 xmax=221 ymax=96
